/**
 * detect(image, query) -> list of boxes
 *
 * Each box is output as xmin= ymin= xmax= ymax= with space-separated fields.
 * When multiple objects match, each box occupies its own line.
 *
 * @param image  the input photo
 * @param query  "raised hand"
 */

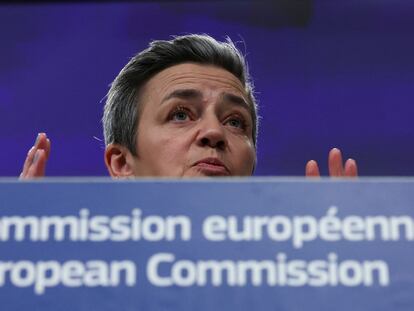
xmin=20 ymin=133 xmax=51 ymax=179
xmin=305 ymin=148 xmax=358 ymax=177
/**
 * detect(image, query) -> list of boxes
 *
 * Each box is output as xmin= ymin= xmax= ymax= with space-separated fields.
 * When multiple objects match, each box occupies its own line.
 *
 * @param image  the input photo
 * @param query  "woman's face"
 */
xmin=129 ymin=63 xmax=256 ymax=177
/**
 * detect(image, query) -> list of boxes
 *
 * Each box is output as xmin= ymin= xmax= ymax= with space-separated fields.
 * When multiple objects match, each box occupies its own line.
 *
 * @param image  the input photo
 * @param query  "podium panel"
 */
xmin=0 ymin=178 xmax=413 ymax=310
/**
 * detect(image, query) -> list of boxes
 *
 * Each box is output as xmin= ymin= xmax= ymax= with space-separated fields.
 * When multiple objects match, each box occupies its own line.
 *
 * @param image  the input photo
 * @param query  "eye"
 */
xmin=173 ymin=111 xmax=188 ymax=121
xmin=170 ymin=106 xmax=191 ymax=122
xmin=225 ymin=116 xmax=246 ymax=129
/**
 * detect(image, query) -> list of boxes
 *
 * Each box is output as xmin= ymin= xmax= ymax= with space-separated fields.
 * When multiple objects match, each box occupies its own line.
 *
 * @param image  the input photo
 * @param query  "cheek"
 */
xmin=232 ymin=139 xmax=256 ymax=175
xmin=144 ymin=130 xmax=193 ymax=164
xmin=243 ymin=149 xmax=256 ymax=175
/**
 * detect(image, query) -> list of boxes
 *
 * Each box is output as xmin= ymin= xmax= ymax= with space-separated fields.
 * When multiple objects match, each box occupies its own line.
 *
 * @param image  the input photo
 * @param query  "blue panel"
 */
xmin=0 ymin=178 xmax=413 ymax=310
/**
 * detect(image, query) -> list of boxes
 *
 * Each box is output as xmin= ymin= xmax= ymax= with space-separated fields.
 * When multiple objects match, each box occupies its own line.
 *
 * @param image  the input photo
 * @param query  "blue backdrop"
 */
xmin=1 ymin=0 xmax=413 ymax=176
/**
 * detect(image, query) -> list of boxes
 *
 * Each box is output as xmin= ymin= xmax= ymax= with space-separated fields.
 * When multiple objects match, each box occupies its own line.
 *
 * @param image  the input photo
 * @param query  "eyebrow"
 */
xmin=161 ymin=89 xmax=203 ymax=104
xmin=222 ymin=93 xmax=251 ymax=111
xmin=161 ymin=88 xmax=251 ymax=111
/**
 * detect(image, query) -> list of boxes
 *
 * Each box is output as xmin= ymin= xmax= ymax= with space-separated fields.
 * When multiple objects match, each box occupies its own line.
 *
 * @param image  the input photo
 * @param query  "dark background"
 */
xmin=1 ymin=0 xmax=413 ymax=176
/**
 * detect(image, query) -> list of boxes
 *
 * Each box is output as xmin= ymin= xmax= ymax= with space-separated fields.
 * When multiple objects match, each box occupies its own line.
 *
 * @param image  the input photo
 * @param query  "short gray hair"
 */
xmin=103 ymin=34 xmax=258 ymax=156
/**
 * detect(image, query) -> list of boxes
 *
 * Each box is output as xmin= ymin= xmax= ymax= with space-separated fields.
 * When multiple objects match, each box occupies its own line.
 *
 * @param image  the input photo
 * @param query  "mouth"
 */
xmin=193 ymin=158 xmax=230 ymax=176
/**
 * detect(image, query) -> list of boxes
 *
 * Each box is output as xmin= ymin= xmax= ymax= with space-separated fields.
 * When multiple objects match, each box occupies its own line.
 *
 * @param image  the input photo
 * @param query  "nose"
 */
xmin=196 ymin=116 xmax=226 ymax=150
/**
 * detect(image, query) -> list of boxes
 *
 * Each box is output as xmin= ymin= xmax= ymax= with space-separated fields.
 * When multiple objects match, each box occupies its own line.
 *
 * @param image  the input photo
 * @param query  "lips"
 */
xmin=193 ymin=157 xmax=230 ymax=176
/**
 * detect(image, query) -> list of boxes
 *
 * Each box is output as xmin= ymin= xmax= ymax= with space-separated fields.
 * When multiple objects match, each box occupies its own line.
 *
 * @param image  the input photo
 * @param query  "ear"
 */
xmin=104 ymin=144 xmax=136 ymax=178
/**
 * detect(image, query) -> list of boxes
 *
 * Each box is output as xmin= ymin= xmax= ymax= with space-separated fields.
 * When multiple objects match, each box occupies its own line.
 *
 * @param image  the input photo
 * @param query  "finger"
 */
xmin=45 ymin=138 xmax=51 ymax=159
xmin=344 ymin=158 xmax=358 ymax=177
xmin=20 ymin=133 xmax=50 ymax=179
xmin=26 ymin=149 xmax=47 ymax=178
xmin=305 ymin=160 xmax=320 ymax=177
xmin=35 ymin=133 xmax=48 ymax=151
xmin=21 ymin=146 xmax=37 ymax=178
xmin=36 ymin=134 xmax=50 ymax=159
xmin=328 ymin=148 xmax=344 ymax=177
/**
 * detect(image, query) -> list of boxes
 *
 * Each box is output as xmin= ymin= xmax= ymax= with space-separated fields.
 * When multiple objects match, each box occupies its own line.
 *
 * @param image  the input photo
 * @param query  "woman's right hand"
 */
xmin=19 ymin=133 xmax=51 ymax=179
